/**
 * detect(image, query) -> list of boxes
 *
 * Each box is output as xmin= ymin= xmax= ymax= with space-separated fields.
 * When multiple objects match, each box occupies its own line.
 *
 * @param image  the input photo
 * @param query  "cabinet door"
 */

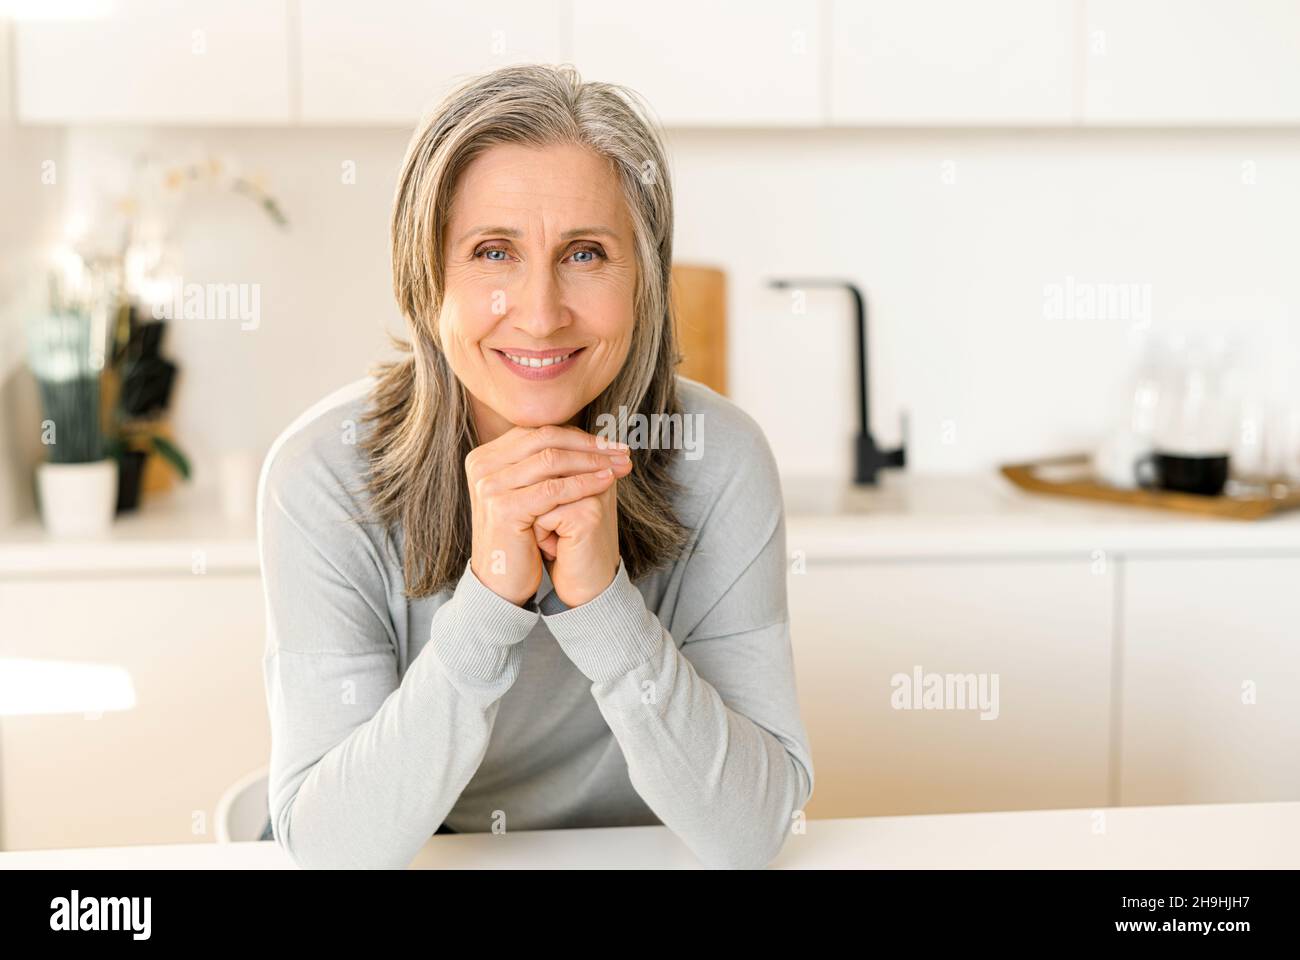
xmin=1120 ymin=557 xmax=1300 ymax=805
xmin=1085 ymin=0 xmax=1300 ymax=123
xmin=14 ymin=0 xmax=291 ymax=123
xmin=0 ymin=575 xmax=269 ymax=850
xmin=788 ymin=558 xmax=1114 ymax=818
xmin=299 ymin=0 xmax=564 ymax=124
xmin=830 ymin=0 xmax=1076 ymax=124
xmin=571 ymin=0 xmax=823 ymax=127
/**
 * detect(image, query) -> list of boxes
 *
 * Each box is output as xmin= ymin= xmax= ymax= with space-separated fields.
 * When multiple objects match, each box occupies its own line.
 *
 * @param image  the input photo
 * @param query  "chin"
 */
xmin=497 ymin=394 xmax=586 ymax=428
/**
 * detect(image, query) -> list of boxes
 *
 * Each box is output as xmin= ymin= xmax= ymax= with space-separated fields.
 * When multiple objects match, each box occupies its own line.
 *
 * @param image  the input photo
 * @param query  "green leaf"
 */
xmin=150 ymin=435 xmax=192 ymax=480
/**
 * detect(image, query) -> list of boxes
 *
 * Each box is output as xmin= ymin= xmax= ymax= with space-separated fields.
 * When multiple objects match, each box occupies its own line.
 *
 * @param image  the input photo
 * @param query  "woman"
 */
xmin=258 ymin=63 xmax=814 ymax=869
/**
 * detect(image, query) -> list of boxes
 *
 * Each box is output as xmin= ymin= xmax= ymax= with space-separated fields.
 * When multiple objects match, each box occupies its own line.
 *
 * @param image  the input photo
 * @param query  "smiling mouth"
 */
xmin=491 ymin=346 xmax=586 ymax=379
xmin=499 ymin=348 xmax=581 ymax=368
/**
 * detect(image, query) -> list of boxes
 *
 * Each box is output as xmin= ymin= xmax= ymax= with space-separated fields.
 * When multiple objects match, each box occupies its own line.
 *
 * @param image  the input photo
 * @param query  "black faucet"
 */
xmin=766 ymin=278 xmax=907 ymax=486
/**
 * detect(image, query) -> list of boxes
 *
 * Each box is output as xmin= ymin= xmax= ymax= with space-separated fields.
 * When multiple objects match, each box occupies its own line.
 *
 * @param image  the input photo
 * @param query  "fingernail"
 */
xmin=597 ymin=467 xmax=613 ymax=478
xmin=610 ymin=455 xmax=630 ymax=466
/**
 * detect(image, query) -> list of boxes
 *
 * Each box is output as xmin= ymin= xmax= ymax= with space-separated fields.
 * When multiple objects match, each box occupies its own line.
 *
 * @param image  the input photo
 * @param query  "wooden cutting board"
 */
xmin=670 ymin=264 xmax=727 ymax=395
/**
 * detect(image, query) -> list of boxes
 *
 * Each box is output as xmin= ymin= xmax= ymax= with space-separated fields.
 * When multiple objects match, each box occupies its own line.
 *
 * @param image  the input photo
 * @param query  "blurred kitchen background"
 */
xmin=2 ymin=0 xmax=1300 ymax=851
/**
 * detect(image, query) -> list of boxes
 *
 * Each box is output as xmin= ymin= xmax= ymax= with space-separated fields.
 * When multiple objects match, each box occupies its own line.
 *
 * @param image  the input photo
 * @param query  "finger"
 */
xmin=533 ymin=520 xmax=559 ymax=562
xmin=505 ymin=467 xmax=617 ymax=520
xmin=484 ymin=447 xmax=631 ymax=495
xmin=470 ymin=424 xmax=628 ymax=479
xmin=533 ymin=515 xmax=561 ymax=558
xmin=533 ymin=493 xmax=607 ymax=543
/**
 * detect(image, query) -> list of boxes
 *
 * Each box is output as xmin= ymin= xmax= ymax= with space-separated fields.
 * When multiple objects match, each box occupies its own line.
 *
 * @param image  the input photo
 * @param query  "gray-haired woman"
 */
xmin=258 ymin=63 xmax=814 ymax=869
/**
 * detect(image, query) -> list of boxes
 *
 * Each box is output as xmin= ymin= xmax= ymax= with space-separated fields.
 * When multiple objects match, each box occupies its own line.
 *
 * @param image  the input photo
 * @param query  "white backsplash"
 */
xmin=43 ymin=124 xmax=1300 ymax=492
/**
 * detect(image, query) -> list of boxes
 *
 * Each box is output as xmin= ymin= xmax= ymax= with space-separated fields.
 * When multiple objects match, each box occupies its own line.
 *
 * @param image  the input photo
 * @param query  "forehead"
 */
xmin=448 ymin=141 xmax=629 ymax=229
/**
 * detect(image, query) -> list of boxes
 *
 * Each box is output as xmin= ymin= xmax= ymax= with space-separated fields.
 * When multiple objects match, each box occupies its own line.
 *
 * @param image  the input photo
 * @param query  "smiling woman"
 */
xmin=374 ymin=68 xmax=689 ymax=601
xmin=257 ymin=63 xmax=814 ymax=870
xmin=439 ymin=142 xmax=638 ymax=434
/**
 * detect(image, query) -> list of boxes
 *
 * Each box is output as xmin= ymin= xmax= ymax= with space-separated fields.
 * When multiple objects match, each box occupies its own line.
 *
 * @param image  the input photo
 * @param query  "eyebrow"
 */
xmin=453 ymin=224 xmax=620 ymax=246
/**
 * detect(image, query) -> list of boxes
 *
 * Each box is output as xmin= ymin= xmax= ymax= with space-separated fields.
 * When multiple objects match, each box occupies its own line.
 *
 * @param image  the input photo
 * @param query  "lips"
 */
xmin=491 ymin=346 xmax=585 ymax=380
xmin=501 ymin=349 xmax=577 ymax=368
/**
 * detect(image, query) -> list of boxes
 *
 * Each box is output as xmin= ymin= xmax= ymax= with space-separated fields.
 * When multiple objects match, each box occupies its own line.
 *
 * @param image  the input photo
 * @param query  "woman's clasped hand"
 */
xmin=466 ymin=424 xmax=633 ymax=608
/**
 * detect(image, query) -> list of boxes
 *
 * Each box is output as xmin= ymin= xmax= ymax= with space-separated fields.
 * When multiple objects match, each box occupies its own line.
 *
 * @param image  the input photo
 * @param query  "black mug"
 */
xmin=1135 ymin=451 xmax=1230 ymax=497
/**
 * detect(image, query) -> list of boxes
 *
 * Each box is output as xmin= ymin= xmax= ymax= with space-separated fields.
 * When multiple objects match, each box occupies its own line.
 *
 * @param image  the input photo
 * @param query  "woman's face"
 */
xmin=439 ymin=141 xmax=638 ymax=441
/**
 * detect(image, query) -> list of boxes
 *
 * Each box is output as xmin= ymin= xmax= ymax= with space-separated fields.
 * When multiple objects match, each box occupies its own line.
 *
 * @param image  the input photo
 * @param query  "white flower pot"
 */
xmin=36 ymin=459 xmax=118 ymax=537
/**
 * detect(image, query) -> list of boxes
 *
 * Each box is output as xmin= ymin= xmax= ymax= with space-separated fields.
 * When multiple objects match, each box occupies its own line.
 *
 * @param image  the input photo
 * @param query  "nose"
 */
xmin=509 ymin=261 xmax=571 ymax=341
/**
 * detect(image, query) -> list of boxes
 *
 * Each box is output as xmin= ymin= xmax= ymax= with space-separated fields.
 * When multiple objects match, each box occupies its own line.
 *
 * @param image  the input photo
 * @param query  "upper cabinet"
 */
xmin=298 ymin=0 xmax=564 ymax=125
xmin=570 ymin=0 xmax=823 ymax=127
xmin=1084 ymin=0 xmax=1300 ymax=124
xmin=830 ymin=0 xmax=1076 ymax=125
xmin=12 ymin=0 xmax=1300 ymax=128
xmin=14 ymin=0 xmax=291 ymax=124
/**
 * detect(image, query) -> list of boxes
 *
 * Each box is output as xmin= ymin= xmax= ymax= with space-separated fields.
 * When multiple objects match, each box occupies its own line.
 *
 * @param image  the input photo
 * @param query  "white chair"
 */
xmin=216 ymin=765 xmax=270 ymax=842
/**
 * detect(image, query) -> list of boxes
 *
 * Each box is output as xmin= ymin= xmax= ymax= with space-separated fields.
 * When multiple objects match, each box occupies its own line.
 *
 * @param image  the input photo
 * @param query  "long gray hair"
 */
xmin=358 ymin=63 xmax=687 ymax=599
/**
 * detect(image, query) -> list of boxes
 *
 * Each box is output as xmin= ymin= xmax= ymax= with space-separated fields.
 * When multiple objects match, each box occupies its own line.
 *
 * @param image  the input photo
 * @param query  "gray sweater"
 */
xmin=258 ymin=375 xmax=814 ymax=869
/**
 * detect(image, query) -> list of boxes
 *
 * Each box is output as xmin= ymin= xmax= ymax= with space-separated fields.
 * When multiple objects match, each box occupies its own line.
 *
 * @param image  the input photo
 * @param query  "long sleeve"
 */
xmin=259 ymin=466 xmax=539 ymax=869
xmin=540 ymin=460 xmax=815 ymax=869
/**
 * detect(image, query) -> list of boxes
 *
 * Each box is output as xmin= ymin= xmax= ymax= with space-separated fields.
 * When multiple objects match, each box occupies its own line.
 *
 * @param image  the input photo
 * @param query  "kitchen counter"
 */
xmin=0 ymin=487 xmax=259 ymax=576
xmin=2 ymin=801 xmax=1296 ymax=869
xmin=782 ymin=473 xmax=1300 ymax=558
xmin=5 ymin=472 xmax=1300 ymax=577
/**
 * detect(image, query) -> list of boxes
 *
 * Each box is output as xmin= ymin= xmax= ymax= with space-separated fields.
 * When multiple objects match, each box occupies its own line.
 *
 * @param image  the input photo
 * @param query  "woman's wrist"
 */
xmin=469 ymin=552 xmax=541 ymax=608
xmin=550 ymin=556 xmax=620 ymax=608
xmin=540 ymin=560 xmax=664 ymax=683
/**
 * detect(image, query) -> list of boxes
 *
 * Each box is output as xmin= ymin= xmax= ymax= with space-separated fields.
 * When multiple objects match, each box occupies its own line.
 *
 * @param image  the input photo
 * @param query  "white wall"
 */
xmin=60 ymin=126 xmax=407 ymax=494
xmin=0 ymin=17 xmax=64 ymax=525
xmin=668 ymin=127 xmax=1300 ymax=479
xmin=54 ymin=124 xmax=1300 ymax=493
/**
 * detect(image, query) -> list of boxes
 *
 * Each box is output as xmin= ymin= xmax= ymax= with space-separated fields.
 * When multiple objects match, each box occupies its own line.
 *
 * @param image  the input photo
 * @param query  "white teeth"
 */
xmin=504 ymin=352 xmax=572 ymax=368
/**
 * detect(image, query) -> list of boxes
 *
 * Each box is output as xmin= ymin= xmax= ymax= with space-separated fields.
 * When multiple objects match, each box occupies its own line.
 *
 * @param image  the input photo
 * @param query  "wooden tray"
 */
xmin=1000 ymin=454 xmax=1300 ymax=520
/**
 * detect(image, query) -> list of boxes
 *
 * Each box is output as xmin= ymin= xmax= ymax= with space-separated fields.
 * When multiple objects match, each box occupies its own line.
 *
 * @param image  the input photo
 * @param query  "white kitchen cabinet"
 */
xmin=0 ymin=575 xmax=269 ymax=850
xmin=788 ymin=557 xmax=1114 ymax=818
xmin=298 ymin=0 xmax=565 ymax=124
xmin=1084 ymin=0 xmax=1300 ymax=124
xmin=13 ymin=0 xmax=292 ymax=124
xmin=1119 ymin=556 xmax=1300 ymax=806
xmin=829 ymin=0 xmax=1077 ymax=125
xmin=570 ymin=0 xmax=823 ymax=127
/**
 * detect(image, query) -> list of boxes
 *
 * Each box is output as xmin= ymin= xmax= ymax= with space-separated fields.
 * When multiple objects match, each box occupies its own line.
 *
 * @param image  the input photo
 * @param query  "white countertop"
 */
xmin=0 ymin=488 xmax=260 ymax=576
xmin=782 ymin=473 xmax=1300 ymax=558
xmin=2 ymin=801 xmax=1296 ymax=869
xmin=4 ymin=472 xmax=1300 ymax=577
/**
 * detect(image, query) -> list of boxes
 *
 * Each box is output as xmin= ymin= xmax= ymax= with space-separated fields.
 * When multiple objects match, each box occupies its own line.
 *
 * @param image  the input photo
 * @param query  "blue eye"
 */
xmin=475 ymin=243 xmax=604 ymax=264
xmin=570 ymin=246 xmax=605 ymax=264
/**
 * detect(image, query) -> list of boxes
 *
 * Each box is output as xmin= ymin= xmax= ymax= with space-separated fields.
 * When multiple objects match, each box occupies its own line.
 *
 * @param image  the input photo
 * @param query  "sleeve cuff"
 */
xmin=540 ymin=559 xmax=664 ymax=683
xmin=431 ymin=562 xmax=541 ymax=683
